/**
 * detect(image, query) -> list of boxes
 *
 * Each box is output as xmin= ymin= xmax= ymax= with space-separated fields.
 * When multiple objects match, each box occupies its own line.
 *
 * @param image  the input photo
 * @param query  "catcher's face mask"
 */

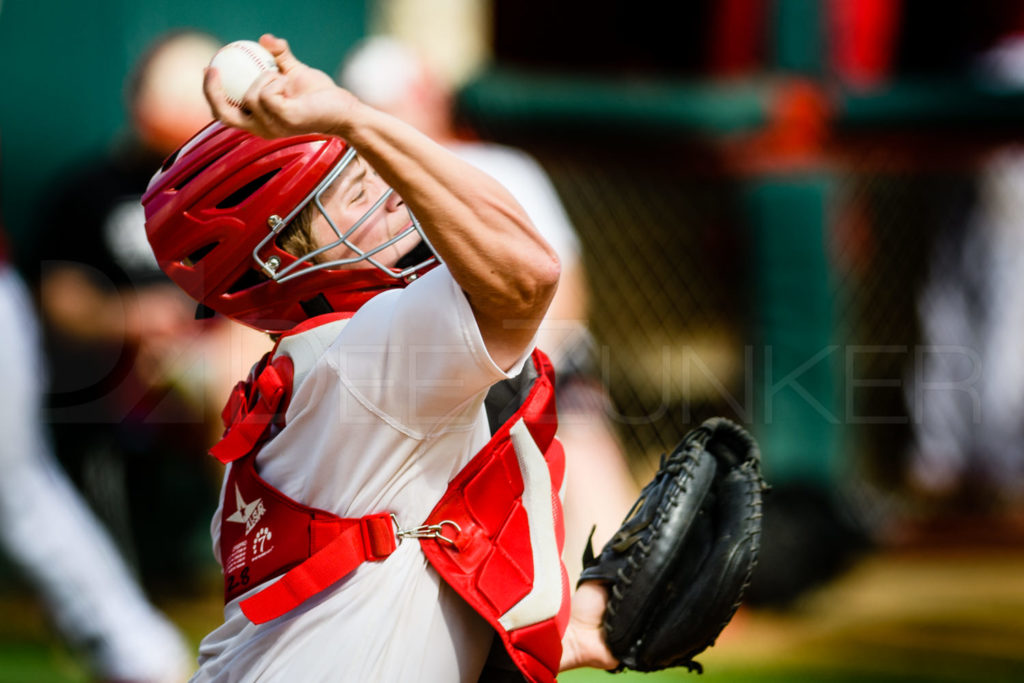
xmin=255 ymin=147 xmax=436 ymax=283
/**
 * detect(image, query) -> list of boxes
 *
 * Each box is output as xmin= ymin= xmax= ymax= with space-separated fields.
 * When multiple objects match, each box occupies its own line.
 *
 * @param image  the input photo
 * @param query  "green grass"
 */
xmin=0 ymin=640 xmax=87 ymax=683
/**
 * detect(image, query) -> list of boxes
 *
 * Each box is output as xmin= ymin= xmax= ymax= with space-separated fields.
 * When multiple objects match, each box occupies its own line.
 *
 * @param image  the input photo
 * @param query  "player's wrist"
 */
xmin=560 ymin=582 xmax=617 ymax=672
xmin=323 ymin=92 xmax=368 ymax=140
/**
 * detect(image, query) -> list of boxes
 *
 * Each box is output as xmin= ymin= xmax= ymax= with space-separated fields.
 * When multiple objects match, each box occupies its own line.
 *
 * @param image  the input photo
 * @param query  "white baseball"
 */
xmin=209 ymin=40 xmax=279 ymax=107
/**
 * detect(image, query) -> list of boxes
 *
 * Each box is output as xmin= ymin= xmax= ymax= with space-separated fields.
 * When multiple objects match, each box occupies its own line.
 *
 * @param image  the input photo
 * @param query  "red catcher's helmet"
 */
xmin=142 ymin=121 xmax=437 ymax=332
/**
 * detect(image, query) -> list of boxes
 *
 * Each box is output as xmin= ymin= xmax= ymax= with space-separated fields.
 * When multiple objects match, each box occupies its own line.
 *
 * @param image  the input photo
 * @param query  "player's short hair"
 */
xmin=277 ymin=204 xmax=318 ymax=261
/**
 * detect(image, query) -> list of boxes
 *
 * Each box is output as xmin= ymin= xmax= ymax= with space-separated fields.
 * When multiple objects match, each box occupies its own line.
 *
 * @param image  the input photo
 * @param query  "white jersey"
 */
xmin=193 ymin=266 xmax=533 ymax=682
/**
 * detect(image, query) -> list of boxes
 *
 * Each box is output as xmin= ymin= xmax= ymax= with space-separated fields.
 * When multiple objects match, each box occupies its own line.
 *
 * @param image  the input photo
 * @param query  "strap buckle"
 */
xmin=391 ymin=514 xmax=461 ymax=546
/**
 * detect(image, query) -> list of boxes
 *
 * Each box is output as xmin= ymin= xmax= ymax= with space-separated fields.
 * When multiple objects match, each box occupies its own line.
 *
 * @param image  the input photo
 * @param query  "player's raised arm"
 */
xmin=204 ymin=34 xmax=560 ymax=369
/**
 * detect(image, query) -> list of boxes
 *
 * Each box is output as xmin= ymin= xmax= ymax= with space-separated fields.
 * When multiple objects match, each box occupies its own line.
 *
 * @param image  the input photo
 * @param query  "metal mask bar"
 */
xmin=251 ymin=148 xmax=436 ymax=283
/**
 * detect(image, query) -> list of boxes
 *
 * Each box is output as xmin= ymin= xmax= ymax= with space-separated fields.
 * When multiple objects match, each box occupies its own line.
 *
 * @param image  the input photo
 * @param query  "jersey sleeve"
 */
xmin=326 ymin=265 xmax=533 ymax=435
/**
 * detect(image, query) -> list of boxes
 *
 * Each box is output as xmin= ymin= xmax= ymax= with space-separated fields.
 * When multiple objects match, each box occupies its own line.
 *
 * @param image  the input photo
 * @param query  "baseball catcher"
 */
xmin=143 ymin=29 xmax=762 ymax=681
xmin=578 ymin=417 xmax=766 ymax=674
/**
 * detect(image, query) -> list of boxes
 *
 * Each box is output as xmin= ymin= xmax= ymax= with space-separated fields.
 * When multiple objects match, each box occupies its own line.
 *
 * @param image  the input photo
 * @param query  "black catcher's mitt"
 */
xmin=578 ymin=417 xmax=765 ymax=674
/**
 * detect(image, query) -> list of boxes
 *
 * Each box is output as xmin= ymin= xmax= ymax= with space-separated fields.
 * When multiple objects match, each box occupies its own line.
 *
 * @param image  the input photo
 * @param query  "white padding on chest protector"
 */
xmin=498 ymin=418 xmax=563 ymax=631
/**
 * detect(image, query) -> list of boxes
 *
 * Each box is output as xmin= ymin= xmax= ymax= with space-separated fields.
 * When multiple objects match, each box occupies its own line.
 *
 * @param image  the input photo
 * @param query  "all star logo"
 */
xmin=226 ymin=485 xmax=266 ymax=535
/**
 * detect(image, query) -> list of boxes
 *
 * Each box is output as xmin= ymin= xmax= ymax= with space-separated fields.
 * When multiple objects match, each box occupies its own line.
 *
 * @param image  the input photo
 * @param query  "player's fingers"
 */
xmin=203 ymin=67 xmax=248 ymax=127
xmin=240 ymin=70 xmax=279 ymax=116
xmin=260 ymin=33 xmax=301 ymax=74
xmin=202 ymin=66 xmax=225 ymax=111
xmin=255 ymin=74 xmax=287 ymax=113
xmin=253 ymin=78 xmax=293 ymax=135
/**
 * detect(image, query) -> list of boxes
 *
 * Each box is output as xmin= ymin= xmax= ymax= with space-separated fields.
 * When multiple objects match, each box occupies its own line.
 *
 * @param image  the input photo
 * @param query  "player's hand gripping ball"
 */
xmin=208 ymin=40 xmax=279 ymax=107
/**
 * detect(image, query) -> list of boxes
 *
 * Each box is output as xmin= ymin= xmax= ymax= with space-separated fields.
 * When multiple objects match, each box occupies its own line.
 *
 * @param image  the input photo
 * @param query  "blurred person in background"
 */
xmin=0 ymin=162 xmax=190 ymax=681
xmin=28 ymin=29 xmax=269 ymax=598
xmin=338 ymin=36 xmax=641 ymax=582
xmin=907 ymin=27 xmax=1024 ymax=514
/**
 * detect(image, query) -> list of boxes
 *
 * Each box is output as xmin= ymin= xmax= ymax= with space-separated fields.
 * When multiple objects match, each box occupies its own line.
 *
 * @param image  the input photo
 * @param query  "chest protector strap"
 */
xmin=212 ymin=347 xmax=399 ymax=618
xmin=209 ymin=352 xmax=293 ymax=465
xmin=222 ymin=451 xmax=398 ymax=621
xmin=212 ymin=348 xmax=567 ymax=683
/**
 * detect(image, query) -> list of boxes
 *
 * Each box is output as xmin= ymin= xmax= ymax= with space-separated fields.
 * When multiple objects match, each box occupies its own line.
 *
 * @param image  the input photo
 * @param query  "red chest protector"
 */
xmin=210 ymin=319 xmax=569 ymax=683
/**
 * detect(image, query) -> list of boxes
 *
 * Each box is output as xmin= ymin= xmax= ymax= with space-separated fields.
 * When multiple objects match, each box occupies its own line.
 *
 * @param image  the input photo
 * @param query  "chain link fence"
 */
xmin=471 ymin=115 xmax=1021 ymax=499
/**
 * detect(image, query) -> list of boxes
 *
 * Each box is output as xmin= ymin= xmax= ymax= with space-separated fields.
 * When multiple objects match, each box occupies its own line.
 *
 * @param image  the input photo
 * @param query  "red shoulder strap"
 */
xmin=209 ymin=354 xmax=294 ymax=464
xmin=210 ymin=312 xmax=351 ymax=464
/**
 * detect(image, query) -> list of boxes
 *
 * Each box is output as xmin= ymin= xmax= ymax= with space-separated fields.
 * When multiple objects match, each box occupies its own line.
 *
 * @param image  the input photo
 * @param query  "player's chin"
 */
xmin=388 ymin=230 xmax=423 ymax=264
